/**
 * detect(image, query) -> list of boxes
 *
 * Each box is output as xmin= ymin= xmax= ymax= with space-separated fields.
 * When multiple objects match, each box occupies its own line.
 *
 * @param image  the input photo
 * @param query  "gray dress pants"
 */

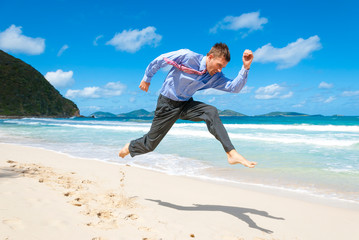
xmin=129 ymin=94 xmax=235 ymax=157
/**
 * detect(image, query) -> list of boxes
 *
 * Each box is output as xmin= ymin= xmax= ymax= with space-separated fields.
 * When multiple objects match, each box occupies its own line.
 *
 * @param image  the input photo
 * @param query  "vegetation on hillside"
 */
xmin=0 ymin=50 xmax=79 ymax=117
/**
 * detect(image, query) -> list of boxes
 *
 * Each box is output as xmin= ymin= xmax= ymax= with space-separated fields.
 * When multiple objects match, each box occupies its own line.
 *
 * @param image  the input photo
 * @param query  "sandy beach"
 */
xmin=1 ymin=143 xmax=359 ymax=240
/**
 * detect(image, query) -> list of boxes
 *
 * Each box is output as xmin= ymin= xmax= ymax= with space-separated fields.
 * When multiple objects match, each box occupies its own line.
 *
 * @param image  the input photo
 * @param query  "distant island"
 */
xmin=256 ymin=112 xmax=324 ymax=117
xmin=89 ymin=110 xmax=326 ymax=118
xmin=0 ymin=50 xmax=80 ymax=118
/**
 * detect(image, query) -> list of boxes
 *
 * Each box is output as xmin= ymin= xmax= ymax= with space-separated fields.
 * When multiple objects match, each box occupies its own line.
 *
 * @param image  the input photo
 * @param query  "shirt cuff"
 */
xmin=240 ymin=65 xmax=249 ymax=74
xmin=142 ymin=74 xmax=152 ymax=83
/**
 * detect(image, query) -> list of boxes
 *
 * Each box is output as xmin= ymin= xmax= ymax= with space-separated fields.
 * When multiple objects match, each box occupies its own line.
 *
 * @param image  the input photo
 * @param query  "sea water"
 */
xmin=1 ymin=116 xmax=358 ymax=204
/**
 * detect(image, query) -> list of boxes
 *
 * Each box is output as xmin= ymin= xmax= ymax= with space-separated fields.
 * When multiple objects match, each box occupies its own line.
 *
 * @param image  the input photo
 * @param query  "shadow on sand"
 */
xmin=146 ymin=199 xmax=284 ymax=233
xmin=0 ymin=167 xmax=21 ymax=179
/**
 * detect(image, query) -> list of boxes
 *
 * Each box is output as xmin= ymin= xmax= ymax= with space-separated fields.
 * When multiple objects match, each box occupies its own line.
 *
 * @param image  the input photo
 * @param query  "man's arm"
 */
xmin=138 ymin=49 xmax=189 ymax=92
xmin=209 ymin=49 xmax=253 ymax=93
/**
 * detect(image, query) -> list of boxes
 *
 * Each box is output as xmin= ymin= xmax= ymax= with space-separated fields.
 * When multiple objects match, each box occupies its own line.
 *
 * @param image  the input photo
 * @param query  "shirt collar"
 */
xmin=199 ymin=56 xmax=207 ymax=71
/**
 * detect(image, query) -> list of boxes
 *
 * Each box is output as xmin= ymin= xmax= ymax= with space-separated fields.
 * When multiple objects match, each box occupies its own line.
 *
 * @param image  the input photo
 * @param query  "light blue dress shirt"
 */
xmin=142 ymin=49 xmax=249 ymax=101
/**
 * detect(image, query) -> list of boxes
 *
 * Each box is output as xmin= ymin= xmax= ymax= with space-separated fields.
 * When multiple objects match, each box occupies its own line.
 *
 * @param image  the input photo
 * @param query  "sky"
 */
xmin=1 ymin=0 xmax=358 ymax=116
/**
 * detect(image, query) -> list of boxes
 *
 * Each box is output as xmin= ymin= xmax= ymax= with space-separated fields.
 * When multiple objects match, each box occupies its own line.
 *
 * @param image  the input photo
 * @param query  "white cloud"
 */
xmin=281 ymin=91 xmax=294 ymax=99
xmin=253 ymin=35 xmax=322 ymax=69
xmin=87 ymin=106 xmax=101 ymax=111
xmin=45 ymin=70 xmax=74 ymax=88
xmin=66 ymin=87 xmax=100 ymax=98
xmin=93 ymin=35 xmax=103 ymax=46
xmin=57 ymin=44 xmax=69 ymax=56
xmin=0 ymin=25 xmax=45 ymax=55
xmin=342 ymin=90 xmax=359 ymax=97
xmin=292 ymin=101 xmax=306 ymax=108
xmin=65 ymin=81 xmax=126 ymax=99
xmin=318 ymin=81 xmax=333 ymax=89
xmin=102 ymin=82 xmax=126 ymax=97
xmin=255 ymin=83 xmax=293 ymax=100
xmin=210 ymin=11 xmax=268 ymax=34
xmin=324 ymin=96 xmax=335 ymax=103
xmin=106 ymin=26 xmax=162 ymax=53
xmin=239 ymin=86 xmax=254 ymax=94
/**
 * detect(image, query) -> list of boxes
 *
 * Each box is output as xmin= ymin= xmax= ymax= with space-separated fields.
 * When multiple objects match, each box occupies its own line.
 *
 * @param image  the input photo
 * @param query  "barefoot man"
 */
xmin=119 ymin=43 xmax=257 ymax=168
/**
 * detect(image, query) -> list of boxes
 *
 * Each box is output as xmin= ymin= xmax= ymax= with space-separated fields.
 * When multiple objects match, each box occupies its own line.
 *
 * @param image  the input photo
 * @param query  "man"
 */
xmin=119 ymin=43 xmax=257 ymax=168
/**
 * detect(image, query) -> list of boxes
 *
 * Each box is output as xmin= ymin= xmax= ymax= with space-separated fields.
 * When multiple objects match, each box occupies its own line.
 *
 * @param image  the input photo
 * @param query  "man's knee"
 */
xmin=206 ymin=105 xmax=219 ymax=118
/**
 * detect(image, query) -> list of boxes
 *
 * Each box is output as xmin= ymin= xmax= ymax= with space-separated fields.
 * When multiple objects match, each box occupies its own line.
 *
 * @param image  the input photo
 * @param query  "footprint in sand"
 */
xmin=125 ymin=213 xmax=139 ymax=220
xmin=2 ymin=218 xmax=25 ymax=230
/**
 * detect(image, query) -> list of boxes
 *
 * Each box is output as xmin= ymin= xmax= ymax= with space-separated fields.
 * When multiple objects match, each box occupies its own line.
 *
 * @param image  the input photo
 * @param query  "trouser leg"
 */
xmin=129 ymin=95 xmax=182 ymax=157
xmin=180 ymin=99 xmax=235 ymax=152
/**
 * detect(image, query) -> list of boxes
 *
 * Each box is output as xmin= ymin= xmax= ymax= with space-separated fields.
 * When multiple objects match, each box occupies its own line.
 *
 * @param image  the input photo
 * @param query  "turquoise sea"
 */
xmin=1 ymin=116 xmax=359 ymax=204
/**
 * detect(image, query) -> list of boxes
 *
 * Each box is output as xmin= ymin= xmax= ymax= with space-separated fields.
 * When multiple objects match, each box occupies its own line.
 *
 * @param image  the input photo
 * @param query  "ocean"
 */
xmin=1 ymin=116 xmax=358 ymax=205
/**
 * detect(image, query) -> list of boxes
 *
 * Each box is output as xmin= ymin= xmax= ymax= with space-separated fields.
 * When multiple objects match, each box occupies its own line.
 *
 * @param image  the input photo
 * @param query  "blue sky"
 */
xmin=1 ymin=0 xmax=358 ymax=116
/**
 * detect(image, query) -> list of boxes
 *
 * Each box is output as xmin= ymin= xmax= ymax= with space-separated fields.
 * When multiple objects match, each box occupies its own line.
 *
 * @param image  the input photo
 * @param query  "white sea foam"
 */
xmin=6 ymin=119 xmax=359 ymax=133
xmin=3 ymin=119 xmax=359 ymax=147
xmin=228 ymin=133 xmax=359 ymax=147
xmin=325 ymin=168 xmax=358 ymax=174
xmin=3 ymin=119 xmax=151 ymax=132
xmin=180 ymin=123 xmax=359 ymax=133
xmin=167 ymin=128 xmax=359 ymax=147
xmin=3 ymin=118 xmax=151 ymax=127
xmin=57 ymin=123 xmax=150 ymax=132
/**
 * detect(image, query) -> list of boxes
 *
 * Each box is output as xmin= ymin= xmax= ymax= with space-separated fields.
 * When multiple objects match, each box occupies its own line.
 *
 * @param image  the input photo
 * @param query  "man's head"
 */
xmin=206 ymin=43 xmax=230 ymax=76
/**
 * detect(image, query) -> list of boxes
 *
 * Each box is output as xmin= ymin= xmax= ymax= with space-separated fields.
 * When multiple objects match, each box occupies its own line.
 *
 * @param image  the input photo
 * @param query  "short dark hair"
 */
xmin=207 ymin=43 xmax=230 ymax=62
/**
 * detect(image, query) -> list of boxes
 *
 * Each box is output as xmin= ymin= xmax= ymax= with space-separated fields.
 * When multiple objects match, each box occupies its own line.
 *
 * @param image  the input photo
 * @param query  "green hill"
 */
xmin=0 ymin=50 xmax=79 ymax=117
xmin=89 ymin=111 xmax=117 ymax=118
xmin=218 ymin=109 xmax=246 ymax=116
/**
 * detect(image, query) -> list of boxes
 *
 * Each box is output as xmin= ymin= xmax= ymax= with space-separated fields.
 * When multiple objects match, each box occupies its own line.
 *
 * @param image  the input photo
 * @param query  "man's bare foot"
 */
xmin=119 ymin=143 xmax=130 ymax=158
xmin=226 ymin=149 xmax=257 ymax=168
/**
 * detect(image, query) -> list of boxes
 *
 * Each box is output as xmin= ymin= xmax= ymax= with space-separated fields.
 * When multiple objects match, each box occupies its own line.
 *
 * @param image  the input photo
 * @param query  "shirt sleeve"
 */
xmin=210 ymin=66 xmax=249 ymax=93
xmin=142 ymin=49 xmax=188 ymax=83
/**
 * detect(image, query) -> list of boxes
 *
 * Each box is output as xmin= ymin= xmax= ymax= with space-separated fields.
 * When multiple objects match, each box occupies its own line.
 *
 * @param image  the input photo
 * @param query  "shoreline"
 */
xmin=1 ymin=143 xmax=359 ymax=240
xmin=128 ymin=160 xmax=359 ymax=210
xmin=3 ymin=141 xmax=359 ymax=210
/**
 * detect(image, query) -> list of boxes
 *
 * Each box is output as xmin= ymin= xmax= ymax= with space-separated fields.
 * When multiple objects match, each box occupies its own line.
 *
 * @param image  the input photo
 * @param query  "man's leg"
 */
xmin=119 ymin=95 xmax=183 ymax=158
xmin=180 ymin=99 xmax=234 ymax=152
xmin=179 ymin=99 xmax=256 ymax=167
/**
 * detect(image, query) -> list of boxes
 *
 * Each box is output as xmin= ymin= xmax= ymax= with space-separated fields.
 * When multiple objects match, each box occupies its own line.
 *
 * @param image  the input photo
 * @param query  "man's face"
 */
xmin=206 ymin=54 xmax=228 ymax=76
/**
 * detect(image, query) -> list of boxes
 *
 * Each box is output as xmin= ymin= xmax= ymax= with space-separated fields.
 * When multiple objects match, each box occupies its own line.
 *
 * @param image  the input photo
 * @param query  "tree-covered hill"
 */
xmin=0 ymin=50 xmax=79 ymax=117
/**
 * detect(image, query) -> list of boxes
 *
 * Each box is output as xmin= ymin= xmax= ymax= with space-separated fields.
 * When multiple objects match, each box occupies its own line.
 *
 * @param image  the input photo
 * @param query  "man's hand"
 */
xmin=242 ymin=49 xmax=254 ymax=70
xmin=139 ymin=80 xmax=150 ymax=92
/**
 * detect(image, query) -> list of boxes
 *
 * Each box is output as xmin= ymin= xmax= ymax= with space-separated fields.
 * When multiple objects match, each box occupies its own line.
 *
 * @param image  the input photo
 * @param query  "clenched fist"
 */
xmin=242 ymin=49 xmax=254 ymax=70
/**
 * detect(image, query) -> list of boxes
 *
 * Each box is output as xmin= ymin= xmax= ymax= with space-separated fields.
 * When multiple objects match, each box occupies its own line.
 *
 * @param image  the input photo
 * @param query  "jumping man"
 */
xmin=119 ymin=43 xmax=257 ymax=168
